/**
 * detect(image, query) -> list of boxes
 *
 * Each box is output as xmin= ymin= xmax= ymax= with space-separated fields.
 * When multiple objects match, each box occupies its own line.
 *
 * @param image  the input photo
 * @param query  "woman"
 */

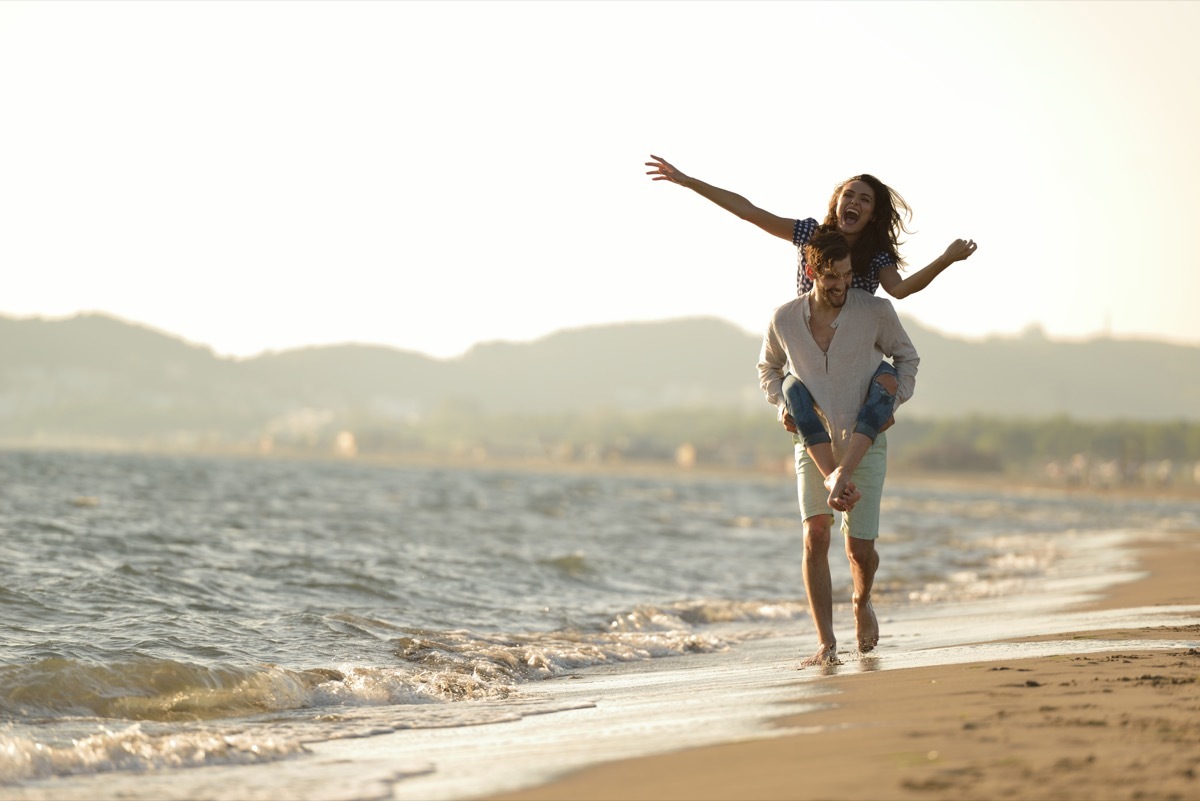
xmin=646 ymin=155 xmax=977 ymax=509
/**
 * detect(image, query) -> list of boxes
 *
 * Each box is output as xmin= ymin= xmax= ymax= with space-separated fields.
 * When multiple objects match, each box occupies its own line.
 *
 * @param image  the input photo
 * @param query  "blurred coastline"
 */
xmin=6 ymin=312 xmax=1199 ymax=494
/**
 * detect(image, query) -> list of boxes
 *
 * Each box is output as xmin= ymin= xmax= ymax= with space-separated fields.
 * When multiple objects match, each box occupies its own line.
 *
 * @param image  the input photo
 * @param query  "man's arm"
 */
xmin=757 ymin=318 xmax=789 ymax=420
xmin=877 ymin=303 xmax=919 ymax=407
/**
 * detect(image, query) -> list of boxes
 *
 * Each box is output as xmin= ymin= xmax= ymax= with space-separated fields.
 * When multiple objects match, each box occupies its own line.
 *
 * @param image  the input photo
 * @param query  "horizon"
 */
xmin=2 ymin=1 xmax=1199 ymax=359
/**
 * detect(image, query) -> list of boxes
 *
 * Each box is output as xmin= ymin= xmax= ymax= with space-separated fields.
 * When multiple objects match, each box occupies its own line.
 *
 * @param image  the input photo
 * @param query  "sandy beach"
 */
xmin=490 ymin=531 xmax=1200 ymax=801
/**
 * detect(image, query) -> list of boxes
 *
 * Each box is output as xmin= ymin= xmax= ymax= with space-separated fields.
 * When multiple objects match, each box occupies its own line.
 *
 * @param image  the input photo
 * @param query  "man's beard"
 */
xmin=819 ymin=289 xmax=846 ymax=308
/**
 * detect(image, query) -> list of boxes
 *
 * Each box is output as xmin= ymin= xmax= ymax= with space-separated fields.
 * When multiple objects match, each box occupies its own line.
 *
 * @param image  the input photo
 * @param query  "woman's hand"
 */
xmin=644 ymin=154 xmax=795 ymax=241
xmin=645 ymin=154 xmax=690 ymax=186
xmin=943 ymin=238 xmax=978 ymax=263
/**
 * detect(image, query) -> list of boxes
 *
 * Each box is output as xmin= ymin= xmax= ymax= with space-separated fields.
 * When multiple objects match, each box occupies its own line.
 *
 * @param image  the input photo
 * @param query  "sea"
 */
xmin=1 ymin=448 xmax=1198 ymax=800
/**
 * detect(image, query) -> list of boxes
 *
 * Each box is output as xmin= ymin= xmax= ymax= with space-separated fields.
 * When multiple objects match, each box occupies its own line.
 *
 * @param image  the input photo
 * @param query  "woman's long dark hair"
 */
xmin=822 ymin=174 xmax=914 ymax=274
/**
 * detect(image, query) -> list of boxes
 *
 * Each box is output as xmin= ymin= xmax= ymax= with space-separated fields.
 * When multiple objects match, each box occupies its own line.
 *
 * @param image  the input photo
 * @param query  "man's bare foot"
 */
xmin=798 ymin=642 xmax=842 ymax=668
xmin=824 ymin=468 xmax=860 ymax=511
xmin=853 ymin=596 xmax=879 ymax=653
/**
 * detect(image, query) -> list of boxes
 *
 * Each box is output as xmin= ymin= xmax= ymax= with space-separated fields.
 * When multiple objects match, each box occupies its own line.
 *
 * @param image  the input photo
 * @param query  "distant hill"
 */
xmin=1 ymin=312 xmax=1197 ymax=448
xmin=900 ymin=322 xmax=1200 ymax=421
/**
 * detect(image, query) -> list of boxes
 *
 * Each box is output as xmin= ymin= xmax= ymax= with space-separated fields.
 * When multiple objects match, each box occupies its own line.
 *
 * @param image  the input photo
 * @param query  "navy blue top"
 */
xmin=792 ymin=217 xmax=894 ymax=296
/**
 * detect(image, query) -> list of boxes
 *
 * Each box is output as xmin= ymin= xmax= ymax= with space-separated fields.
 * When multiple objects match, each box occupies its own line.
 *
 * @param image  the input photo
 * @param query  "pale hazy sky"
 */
xmin=2 ymin=0 xmax=1198 ymax=359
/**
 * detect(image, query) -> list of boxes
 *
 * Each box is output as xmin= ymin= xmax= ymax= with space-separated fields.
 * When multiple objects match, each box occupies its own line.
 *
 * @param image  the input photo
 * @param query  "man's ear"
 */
xmin=805 ymin=265 xmax=815 ymax=279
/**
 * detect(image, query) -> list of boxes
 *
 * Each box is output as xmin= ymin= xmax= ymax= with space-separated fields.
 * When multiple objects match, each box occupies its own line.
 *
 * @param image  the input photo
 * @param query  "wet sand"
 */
xmin=489 ymin=532 xmax=1200 ymax=801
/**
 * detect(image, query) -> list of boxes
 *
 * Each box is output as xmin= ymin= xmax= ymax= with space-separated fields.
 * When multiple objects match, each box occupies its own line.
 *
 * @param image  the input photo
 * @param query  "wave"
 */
xmin=0 ymin=598 xmax=807 ymax=783
xmin=1 ymin=599 xmax=802 ymax=724
xmin=0 ymin=658 xmax=343 ymax=722
xmin=0 ymin=722 xmax=305 ymax=784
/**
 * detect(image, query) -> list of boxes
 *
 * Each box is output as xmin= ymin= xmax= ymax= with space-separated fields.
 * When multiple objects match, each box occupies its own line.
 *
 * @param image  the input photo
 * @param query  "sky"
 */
xmin=2 ymin=0 xmax=1198 ymax=360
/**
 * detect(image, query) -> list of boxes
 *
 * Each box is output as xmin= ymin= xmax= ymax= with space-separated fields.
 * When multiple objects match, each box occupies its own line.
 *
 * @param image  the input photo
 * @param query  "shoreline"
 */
xmin=487 ymin=532 xmax=1200 ymax=801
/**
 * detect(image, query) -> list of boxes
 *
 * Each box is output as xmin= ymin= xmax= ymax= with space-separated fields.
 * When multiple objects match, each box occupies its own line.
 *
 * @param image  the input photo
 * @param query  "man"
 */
xmin=757 ymin=226 xmax=919 ymax=667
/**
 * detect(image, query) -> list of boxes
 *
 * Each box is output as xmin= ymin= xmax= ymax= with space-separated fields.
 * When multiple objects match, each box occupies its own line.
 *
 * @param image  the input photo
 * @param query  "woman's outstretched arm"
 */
xmin=646 ymin=155 xmax=796 ymax=242
xmin=878 ymin=238 xmax=978 ymax=299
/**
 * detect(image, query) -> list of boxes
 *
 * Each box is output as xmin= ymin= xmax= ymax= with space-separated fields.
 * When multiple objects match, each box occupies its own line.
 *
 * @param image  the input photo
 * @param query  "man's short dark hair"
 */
xmin=804 ymin=225 xmax=853 ymax=277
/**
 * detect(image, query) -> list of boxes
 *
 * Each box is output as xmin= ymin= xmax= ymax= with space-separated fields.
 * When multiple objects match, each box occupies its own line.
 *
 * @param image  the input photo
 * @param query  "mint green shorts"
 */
xmin=794 ymin=433 xmax=888 ymax=540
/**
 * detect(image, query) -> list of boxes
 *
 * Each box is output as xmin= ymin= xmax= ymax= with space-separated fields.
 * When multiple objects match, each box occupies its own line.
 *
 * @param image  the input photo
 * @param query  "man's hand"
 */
xmin=781 ymin=412 xmax=798 ymax=434
xmin=879 ymin=414 xmax=895 ymax=434
xmin=825 ymin=467 xmax=861 ymax=511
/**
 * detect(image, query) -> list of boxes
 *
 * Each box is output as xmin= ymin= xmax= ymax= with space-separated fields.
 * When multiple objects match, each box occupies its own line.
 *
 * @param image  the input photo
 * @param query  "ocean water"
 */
xmin=1 ymin=448 xmax=1197 ymax=796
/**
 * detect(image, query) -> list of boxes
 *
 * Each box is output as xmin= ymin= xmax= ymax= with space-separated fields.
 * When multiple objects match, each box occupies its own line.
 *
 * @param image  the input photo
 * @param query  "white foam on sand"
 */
xmin=354 ymin=601 xmax=1200 ymax=801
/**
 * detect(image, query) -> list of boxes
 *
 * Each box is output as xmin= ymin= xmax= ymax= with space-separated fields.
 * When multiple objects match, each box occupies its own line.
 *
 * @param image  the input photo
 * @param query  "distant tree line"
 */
xmin=335 ymin=407 xmax=1200 ymax=484
xmin=887 ymin=414 xmax=1200 ymax=468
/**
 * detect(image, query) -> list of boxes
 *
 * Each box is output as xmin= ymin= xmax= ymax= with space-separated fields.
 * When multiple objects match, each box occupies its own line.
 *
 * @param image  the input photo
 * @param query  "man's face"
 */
xmin=814 ymin=256 xmax=853 ymax=308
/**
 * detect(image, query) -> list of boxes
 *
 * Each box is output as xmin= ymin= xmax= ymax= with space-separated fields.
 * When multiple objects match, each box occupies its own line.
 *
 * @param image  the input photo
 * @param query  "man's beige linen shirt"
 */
xmin=757 ymin=288 xmax=919 ymax=459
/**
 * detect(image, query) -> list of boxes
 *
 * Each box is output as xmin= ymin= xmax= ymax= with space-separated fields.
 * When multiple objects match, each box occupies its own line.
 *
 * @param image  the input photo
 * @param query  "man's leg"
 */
xmin=845 ymin=535 xmax=880 ymax=652
xmin=802 ymin=514 xmax=838 ymax=666
xmin=839 ymin=434 xmax=888 ymax=653
xmin=795 ymin=445 xmax=841 ymax=666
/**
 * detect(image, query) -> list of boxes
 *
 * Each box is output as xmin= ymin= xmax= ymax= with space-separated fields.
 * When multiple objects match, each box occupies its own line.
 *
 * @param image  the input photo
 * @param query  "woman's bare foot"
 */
xmin=853 ymin=596 xmax=879 ymax=653
xmin=838 ymin=483 xmax=861 ymax=511
xmin=824 ymin=468 xmax=860 ymax=511
xmin=798 ymin=642 xmax=842 ymax=668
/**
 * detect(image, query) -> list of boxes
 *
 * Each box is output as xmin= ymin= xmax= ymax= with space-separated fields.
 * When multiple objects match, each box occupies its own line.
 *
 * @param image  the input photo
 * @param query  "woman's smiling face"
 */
xmin=835 ymin=180 xmax=875 ymax=235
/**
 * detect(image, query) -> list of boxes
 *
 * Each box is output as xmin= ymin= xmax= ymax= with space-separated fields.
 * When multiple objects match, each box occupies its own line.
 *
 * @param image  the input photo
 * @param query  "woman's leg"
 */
xmin=853 ymin=361 xmax=899 ymax=441
xmin=782 ymin=373 xmax=830 ymax=447
xmin=825 ymin=362 xmax=898 ymax=510
xmin=783 ymin=374 xmax=858 ymax=508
